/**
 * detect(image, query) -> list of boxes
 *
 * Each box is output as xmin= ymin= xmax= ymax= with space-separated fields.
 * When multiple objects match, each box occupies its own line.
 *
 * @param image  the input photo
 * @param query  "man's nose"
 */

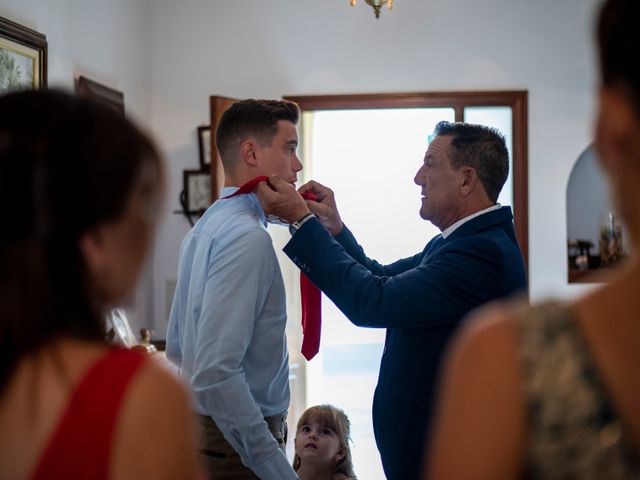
xmin=294 ymin=155 xmax=303 ymax=172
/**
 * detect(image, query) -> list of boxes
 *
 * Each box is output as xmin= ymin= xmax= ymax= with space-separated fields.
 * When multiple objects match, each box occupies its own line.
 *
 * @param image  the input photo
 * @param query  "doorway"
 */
xmin=286 ymin=91 xmax=528 ymax=479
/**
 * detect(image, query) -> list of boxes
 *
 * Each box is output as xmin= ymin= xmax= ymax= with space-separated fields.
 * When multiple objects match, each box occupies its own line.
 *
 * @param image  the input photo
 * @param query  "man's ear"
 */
xmin=240 ymin=138 xmax=260 ymax=167
xmin=460 ymin=166 xmax=478 ymax=197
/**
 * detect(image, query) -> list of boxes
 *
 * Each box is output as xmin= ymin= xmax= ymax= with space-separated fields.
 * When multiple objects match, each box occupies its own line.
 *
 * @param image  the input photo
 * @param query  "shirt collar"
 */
xmin=220 ymin=187 xmax=268 ymax=227
xmin=441 ymin=203 xmax=502 ymax=239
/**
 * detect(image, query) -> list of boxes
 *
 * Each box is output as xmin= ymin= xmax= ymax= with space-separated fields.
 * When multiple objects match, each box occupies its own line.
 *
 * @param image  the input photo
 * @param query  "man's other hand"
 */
xmin=298 ymin=180 xmax=344 ymax=236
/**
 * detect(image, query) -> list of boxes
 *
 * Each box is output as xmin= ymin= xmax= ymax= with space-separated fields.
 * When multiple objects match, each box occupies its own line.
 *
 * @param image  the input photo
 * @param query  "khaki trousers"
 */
xmin=194 ymin=412 xmax=288 ymax=480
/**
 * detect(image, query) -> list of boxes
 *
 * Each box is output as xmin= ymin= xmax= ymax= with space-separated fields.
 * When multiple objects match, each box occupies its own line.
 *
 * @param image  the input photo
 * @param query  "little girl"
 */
xmin=293 ymin=405 xmax=357 ymax=480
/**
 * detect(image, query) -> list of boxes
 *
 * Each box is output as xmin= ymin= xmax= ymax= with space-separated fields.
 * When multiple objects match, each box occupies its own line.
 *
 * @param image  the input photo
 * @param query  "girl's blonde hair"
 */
xmin=293 ymin=405 xmax=357 ymax=479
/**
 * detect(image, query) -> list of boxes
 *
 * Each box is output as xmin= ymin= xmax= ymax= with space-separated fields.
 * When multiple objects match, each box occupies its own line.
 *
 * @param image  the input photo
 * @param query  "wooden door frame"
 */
xmin=209 ymin=95 xmax=239 ymax=202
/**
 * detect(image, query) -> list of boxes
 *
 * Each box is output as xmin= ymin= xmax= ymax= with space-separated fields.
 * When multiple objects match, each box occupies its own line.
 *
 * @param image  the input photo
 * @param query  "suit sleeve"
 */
xmin=285 ymin=218 xmax=505 ymax=329
xmin=334 ymin=223 xmax=422 ymax=276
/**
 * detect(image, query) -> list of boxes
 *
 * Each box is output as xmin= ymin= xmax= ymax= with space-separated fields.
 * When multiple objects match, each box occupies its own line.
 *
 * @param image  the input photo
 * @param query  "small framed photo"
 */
xmin=0 ymin=16 xmax=47 ymax=93
xmin=76 ymin=75 xmax=124 ymax=115
xmin=198 ymin=125 xmax=212 ymax=169
xmin=183 ymin=169 xmax=211 ymax=212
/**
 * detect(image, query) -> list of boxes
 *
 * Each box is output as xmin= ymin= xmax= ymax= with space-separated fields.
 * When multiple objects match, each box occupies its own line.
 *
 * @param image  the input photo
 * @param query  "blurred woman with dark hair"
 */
xmin=426 ymin=0 xmax=640 ymax=478
xmin=0 ymin=90 xmax=198 ymax=479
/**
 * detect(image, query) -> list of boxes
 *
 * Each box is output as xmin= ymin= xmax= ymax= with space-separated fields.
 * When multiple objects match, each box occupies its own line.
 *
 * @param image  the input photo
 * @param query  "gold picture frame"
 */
xmin=0 ymin=16 xmax=47 ymax=93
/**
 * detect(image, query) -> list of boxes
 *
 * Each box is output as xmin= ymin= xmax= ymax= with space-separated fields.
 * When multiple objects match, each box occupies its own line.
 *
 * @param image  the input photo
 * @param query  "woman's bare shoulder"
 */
xmin=453 ymin=300 xmax=521 ymax=361
xmin=112 ymin=354 xmax=198 ymax=479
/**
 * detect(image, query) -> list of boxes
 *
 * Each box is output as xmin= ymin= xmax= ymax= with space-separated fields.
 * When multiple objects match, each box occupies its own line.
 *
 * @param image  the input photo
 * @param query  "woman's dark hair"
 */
xmin=0 ymin=89 xmax=162 ymax=393
xmin=598 ymin=0 xmax=640 ymax=114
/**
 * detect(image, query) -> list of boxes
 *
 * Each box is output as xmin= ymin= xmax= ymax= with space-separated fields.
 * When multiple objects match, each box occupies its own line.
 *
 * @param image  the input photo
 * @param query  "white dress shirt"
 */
xmin=166 ymin=188 xmax=296 ymax=479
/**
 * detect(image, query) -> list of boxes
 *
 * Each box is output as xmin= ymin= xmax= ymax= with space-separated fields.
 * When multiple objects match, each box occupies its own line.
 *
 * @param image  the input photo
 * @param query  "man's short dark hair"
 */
xmin=433 ymin=121 xmax=509 ymax=202
xmin=215 ymin=99 xmax=300 ymax=172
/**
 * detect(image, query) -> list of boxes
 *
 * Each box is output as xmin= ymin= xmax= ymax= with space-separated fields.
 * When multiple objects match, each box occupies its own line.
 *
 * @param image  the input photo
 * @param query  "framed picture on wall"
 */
xmin=183 ymin=169 xmax=211 ymax=213
xmin=0 ymin=16 xmax=47 ymax=93
xmin=76 ymin=76 xmax=124 ymax=114
xmin=198 ymin=125 xmax=212 ymax=169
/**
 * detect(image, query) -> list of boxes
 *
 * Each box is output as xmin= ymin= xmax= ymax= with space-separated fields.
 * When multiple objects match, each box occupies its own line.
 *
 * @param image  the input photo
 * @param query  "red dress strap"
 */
xmin=31 ymin=348 xmax=147 ymax=480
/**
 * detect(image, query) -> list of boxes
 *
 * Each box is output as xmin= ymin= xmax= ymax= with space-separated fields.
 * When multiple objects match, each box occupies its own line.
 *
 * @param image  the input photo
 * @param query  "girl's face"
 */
xmin=295 ymin=421 xmax=344 ymax=468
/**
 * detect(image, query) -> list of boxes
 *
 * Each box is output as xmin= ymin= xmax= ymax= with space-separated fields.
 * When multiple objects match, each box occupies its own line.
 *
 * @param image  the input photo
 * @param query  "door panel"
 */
xmin=209 ymin=95 xmax=239 ymax=202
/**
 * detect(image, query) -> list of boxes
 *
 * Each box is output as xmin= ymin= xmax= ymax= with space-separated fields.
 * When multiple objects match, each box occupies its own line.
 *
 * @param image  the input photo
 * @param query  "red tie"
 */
xmin=298 ymin=190 xmax=321 ymax=361
xmin=222 ymin=177 xmax=322 ymax=361
xmin=221 ymin=176 xmax=269 ymax=199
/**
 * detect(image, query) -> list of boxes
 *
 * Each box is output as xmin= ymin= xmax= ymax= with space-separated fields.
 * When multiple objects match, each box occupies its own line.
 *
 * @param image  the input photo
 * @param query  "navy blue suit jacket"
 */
xmin=284 ymin=206 xmax=527 ymax=480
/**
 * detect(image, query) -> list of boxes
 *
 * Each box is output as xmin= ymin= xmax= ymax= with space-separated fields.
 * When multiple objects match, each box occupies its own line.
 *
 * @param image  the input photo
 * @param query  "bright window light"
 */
xmin=304 ymin=107 xmax=454 ymax=480
xmin=464 ymin=106 xmax=514 ymax=207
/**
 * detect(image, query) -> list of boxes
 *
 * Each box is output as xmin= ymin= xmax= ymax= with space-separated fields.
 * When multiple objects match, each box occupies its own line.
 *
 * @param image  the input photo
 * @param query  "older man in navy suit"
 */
xmin=257 ymin=121 xmax=527 ymax=480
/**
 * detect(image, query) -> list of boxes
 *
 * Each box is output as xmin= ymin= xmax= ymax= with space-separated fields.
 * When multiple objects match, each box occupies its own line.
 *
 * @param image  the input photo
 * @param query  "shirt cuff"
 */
xmin=252 ymin=450 xmax=299 ymax=480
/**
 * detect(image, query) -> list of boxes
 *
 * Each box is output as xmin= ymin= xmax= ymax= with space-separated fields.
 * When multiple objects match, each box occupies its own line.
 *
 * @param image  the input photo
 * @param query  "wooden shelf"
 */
xmin=568 ymin=266 xmax=618 ymax=284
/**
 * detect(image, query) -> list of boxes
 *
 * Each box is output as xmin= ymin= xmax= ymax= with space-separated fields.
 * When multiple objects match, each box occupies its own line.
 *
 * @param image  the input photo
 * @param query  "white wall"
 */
xmin=0 ymin=0 xmax=152 ymax=119
xmin=2 ymin=0 xmax=604 ymax=333
xmin=148 ymin=0 xmax=602 ymax=333
xmin=0 ymin=0 xmax=155 ymax=331
xmin=567 ymin=145 xmax=613 ymax=249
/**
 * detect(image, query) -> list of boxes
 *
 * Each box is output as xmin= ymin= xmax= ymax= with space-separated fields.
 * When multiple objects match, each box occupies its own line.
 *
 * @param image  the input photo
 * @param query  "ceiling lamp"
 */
xmin=350 ymin=0 xmax=393 ymax=19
